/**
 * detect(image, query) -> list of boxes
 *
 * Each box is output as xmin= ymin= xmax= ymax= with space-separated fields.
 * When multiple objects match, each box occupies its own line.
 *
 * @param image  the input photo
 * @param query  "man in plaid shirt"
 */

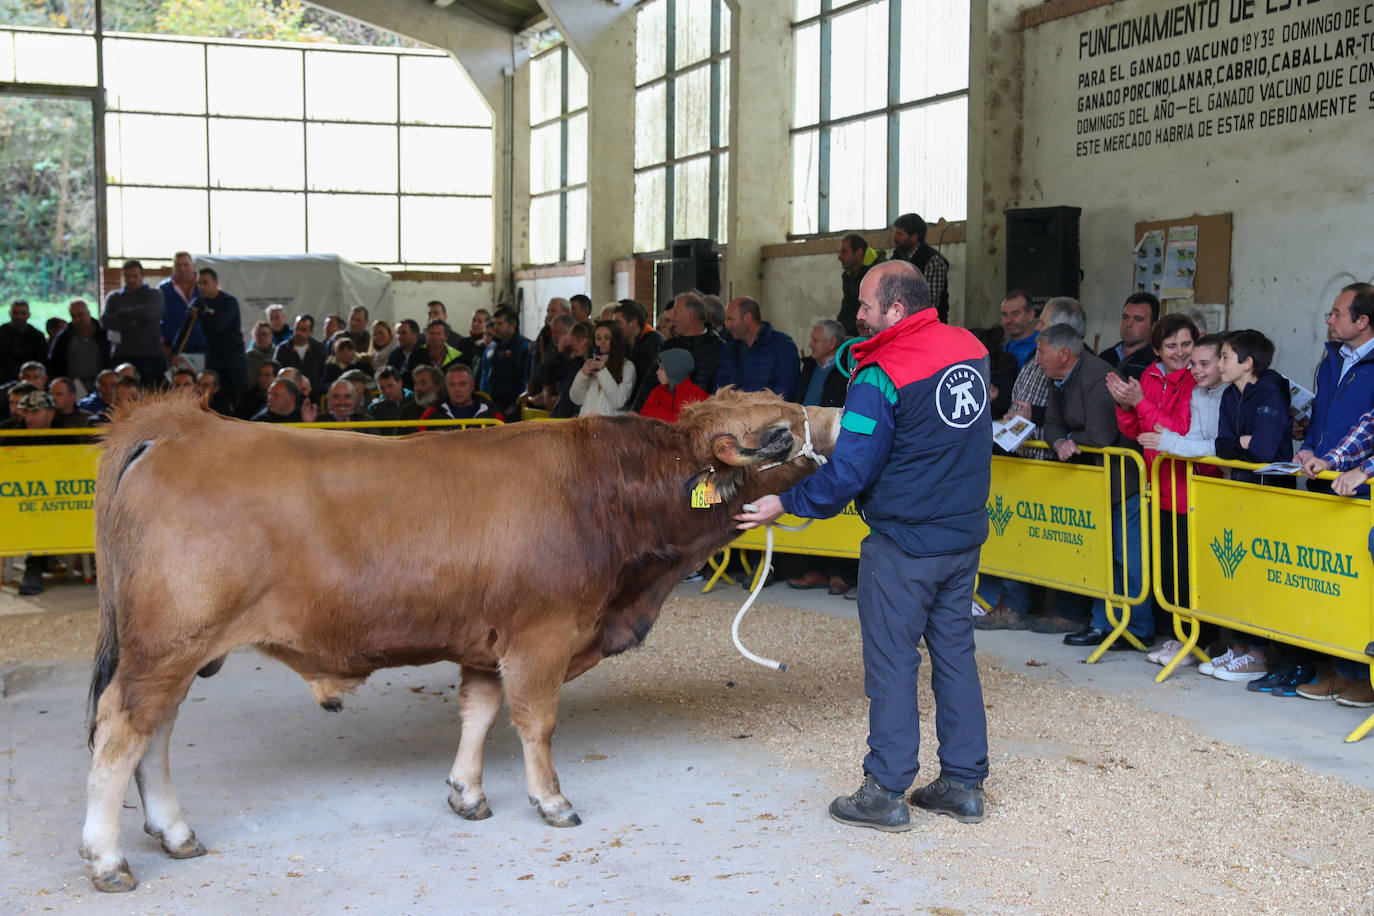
xmin=976 ymin=296 xmax=1089 ymax=632
xmin=1301 ymin=405 xmax=1374 ymax=496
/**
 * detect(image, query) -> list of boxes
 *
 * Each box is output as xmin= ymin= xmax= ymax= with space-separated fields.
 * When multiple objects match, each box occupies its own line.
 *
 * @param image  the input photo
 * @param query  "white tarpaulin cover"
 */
xmin=194 ymin=254 xmax=394 ymax=337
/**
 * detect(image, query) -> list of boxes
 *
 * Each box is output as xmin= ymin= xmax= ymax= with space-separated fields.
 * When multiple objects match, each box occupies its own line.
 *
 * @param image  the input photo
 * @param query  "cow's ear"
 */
xmin=711 ymin=434 xmax=750 ymax=466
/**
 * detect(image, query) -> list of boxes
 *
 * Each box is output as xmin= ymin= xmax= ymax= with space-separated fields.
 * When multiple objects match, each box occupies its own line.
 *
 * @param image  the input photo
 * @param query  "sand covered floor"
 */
xmin=2 ymin=587 xmax=1372 ymax=913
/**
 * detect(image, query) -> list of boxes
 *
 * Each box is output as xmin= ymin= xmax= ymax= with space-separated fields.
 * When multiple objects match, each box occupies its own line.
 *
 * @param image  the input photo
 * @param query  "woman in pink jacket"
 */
xmin=1107 ymin=312 xmax=1202 ymax=623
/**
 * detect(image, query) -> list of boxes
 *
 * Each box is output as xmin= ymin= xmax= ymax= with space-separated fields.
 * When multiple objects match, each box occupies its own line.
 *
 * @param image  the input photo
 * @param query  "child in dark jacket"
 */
xmin=1216 ymin=329 xmax=1294 ymax=487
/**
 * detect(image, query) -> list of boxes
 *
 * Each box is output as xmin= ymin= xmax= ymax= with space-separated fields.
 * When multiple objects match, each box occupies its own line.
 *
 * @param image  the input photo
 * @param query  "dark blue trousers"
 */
xmin=856 ymin=532 xmax=990 ymax=791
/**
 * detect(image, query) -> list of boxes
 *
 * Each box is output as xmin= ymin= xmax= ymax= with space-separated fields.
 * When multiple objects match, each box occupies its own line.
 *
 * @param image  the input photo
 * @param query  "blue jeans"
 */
xmin=976 ymin=575 xmax=1032 ymax=615
xmin=1089 ymin=491 xmax=1152 ymax=639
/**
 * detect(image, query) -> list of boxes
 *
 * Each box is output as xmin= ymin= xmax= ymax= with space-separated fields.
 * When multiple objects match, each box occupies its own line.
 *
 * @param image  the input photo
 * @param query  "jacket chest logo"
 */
xmin=935 ymin=364 xmax=987 ymax=429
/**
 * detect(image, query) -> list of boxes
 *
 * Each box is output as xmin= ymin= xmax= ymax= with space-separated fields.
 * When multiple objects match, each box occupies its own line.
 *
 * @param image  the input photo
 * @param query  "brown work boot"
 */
xmin=973 ymin=604 xmax=1029 ymax=631
xmin=1336 ymin=679 xmax=1374 ymax=708
xmin=1297 ymin=673 xmax=1363 ymax=701
xmin=787 ymin=571 xmax=830 ymax=590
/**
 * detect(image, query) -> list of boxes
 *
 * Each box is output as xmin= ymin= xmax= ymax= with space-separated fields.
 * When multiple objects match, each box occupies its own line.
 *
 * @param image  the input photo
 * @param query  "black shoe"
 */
xmin=1108 ymin=635 xmax=1152 ymax=651
xmin=828 ymin=774 xmax=911 ymax=833
xmin=1063 ymin=627 xmax=1109 ymax=646
xmin=18 ymin=565 xmax=43 ymax=596
xmin=909 ymin=775 xmax=985 ymax=824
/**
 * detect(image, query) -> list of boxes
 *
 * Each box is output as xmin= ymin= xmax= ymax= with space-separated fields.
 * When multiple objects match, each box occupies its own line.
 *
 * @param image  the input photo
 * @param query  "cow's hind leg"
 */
xmin=446 ymin=666 xmax=502 ymax=820
xmin=81 ymin=679 xmax=153 ymax=892
xmin=501 ymin=635 xmax=580 ymax=828
xmin=136 ymin=708 xmax=207 ymax=859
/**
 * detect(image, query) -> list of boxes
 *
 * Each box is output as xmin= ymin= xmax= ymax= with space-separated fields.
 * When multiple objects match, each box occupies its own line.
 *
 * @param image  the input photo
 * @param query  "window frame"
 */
xmin=632 ymin=0 xmax=730 ymax=258
xmin=790 ymin=0 xmax=968 ymax=237
xmin=527 ymin=42 xmax=588 ymax=266
xmin=91 ymin=31 xmax=494 ymax=270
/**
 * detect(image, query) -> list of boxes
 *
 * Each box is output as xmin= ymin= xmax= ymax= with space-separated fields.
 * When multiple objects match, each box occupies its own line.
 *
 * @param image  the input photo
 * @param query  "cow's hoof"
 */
xmin=144 ymin=824 xmax=208 ymax=858
xmin=447 ymin=788 xmax=492 ymax=820
xmin=77 ymin=844 xmax=92 ymax=861
xmin=165 ymin=835 xmax=208 ymax=859
xmin=92 ymin=863 xmax=138 ymax=893
xmin=533 ymin=802 xmax=582 ymax=828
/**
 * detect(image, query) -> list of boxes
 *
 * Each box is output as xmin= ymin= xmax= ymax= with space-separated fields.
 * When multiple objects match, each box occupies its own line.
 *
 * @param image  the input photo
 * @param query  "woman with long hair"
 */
xmin=570 ymin=320 xmax=635 ymax=417
xmin=369 ymin=319 xmax=397 ymax=371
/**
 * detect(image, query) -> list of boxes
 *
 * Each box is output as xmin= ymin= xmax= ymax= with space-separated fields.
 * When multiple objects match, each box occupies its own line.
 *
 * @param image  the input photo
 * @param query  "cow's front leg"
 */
xmin=446 ymin=666 xmax=502 ymax=820
xmin=501 ymin=637 xmax=580 ymax=828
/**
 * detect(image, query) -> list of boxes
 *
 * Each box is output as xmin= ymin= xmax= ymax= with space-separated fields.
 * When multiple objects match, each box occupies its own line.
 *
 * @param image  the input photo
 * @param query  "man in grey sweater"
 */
xmin=102 ymin=260 xmax=166 ymax=387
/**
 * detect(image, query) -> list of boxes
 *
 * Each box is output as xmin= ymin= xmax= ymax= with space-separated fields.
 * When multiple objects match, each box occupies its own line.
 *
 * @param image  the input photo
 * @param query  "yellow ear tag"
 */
xmin=691 ymin=477 xmax=721 ymax=508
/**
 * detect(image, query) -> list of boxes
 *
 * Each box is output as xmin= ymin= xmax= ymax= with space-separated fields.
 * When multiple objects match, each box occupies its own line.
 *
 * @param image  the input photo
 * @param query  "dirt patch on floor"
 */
xmin=594 ymin=596 xmax=1374 ymax=914
xmin=0 ymin=608 xmax=97 ymax=665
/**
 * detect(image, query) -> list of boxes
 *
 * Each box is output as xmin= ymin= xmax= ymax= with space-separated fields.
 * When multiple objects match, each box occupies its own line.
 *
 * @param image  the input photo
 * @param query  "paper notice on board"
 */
xmin=1161 ymin=225 xmax=1198 ymax=298
xmin=1133 ymin=230 xmax=1164 ymax=296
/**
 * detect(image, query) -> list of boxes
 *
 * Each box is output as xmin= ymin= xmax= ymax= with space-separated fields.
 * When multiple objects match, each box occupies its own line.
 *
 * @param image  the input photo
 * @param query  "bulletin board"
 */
xmin=1132 ymin=212 xmax=1232 ymax=333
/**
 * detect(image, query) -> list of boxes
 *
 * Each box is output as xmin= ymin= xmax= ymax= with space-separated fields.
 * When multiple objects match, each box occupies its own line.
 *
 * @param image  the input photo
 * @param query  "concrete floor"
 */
xmin=2 ymin=578 xmax=1371 ymax=914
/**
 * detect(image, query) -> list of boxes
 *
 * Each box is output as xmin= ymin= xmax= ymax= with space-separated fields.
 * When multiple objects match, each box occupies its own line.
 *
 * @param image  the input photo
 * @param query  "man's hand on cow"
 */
xmin=1333 ymin=468 xmax=1369 ymax=497
xmin=734 ymin=495 xmax=784 ymax=530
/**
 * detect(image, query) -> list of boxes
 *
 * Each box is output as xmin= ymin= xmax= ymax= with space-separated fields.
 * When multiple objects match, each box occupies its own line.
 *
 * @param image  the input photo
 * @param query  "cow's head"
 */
xmin=678 ymin=388 xmax=842 ymax=497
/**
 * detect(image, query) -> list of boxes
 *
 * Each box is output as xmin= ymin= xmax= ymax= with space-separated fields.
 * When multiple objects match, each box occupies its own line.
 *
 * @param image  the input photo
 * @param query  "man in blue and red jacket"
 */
xmin=737 ymin=260 xmax=992 ymax=833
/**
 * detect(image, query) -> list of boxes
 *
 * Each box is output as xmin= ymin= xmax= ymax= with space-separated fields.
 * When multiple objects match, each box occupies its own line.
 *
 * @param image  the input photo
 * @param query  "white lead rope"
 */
xmin=732 ymin=405 xmax=828 ymax=672
xmin=733 ymin=510 xmax=812 ymax=672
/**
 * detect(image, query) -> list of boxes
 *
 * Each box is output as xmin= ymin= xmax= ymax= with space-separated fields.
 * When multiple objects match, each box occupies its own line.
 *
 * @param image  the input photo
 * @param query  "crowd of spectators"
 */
xmin=969 ymin=278 xmax=1374 ymax=716
xmin=4 ymin=223 xmax=1372 ymax=718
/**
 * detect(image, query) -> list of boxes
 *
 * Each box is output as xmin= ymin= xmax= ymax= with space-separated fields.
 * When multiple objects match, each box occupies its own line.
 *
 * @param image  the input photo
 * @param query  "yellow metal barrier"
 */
xmin=714 ymin=444 xmax=1148 ymax=661
xmin=0 ymin=419 xmax=499 ymax=558
xmin=983 ymin=444 xmax=1148 ymax=661
xmin=1150 ymin=455 xmax=1374 ymax=743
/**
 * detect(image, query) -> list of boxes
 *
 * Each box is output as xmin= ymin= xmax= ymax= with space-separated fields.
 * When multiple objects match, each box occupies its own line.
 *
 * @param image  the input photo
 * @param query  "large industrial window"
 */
xmin=528 ymin=42 xmax=588 ymax=265
xmin=791 ymin=0 xmax=968 ymax=236
xmin=633 ymin=0 xmax=731 ymax=255
xmin=1 ymin=21 xmax=495 ymax=272
xmin=103 ymin=34 xmax=493 ymax=270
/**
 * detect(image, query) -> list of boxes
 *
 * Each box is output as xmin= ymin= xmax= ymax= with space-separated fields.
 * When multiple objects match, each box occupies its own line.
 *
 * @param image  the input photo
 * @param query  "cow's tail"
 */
xmin=87 ymin=430 xmax=154 ymax=750
xmin=87 ymin=574 xmax=120 ymax=750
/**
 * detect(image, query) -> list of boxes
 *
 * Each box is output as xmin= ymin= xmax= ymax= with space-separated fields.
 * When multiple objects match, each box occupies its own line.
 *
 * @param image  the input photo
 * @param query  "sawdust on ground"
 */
xmin=3 ymin=593 xmax=1371 ymax=913
xmin=595 ymin=596 xmax=1374 ymax=914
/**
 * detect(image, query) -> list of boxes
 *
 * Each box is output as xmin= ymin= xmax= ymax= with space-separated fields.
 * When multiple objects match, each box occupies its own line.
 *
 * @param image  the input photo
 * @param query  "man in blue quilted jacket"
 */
xmin=714 ymin=297 xmax=800 ymax=400
xmin=737 ymin=259 xmax=992 ymax=832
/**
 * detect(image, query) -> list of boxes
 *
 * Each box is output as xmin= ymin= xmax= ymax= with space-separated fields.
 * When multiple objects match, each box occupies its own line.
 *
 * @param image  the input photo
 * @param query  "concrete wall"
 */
xmin=1009 ymin=0 xmax=1373 ymax=379
xmin=514 ymin=269 xmax=589 ymax=339
xmin=391 ymin=278 xmax=495 ymax=328
xmin=761 ymin=232 xmax=969 ymax=346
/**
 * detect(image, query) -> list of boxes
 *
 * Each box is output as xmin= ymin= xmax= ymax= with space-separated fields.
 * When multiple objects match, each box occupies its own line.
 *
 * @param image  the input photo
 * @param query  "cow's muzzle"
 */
xmin=754 ymin=426 xmax=794 ymax=459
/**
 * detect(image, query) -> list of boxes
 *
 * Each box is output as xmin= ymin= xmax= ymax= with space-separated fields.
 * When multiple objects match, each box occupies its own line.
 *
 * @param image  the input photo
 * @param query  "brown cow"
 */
xmin=80 ymin=388 xmax=841 ymax=892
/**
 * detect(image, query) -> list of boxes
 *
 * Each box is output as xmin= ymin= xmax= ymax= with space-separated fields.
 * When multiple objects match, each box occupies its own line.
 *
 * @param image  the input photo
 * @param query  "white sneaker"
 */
xmin=1198 ymin=648 xmax=1235 ymax=676
xmin=1212 ymin=653 xmax=1268 ymax=682
xmin=971 ymin=601 xmax=987 ymax=617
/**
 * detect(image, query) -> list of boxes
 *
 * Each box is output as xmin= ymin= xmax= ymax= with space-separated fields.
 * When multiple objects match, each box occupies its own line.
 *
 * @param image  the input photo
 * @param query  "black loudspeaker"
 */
xmin=1005 ymin=207 xmax=1081 ymax=307
xmin=670 ymin=238 xmax=720 ymax=296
